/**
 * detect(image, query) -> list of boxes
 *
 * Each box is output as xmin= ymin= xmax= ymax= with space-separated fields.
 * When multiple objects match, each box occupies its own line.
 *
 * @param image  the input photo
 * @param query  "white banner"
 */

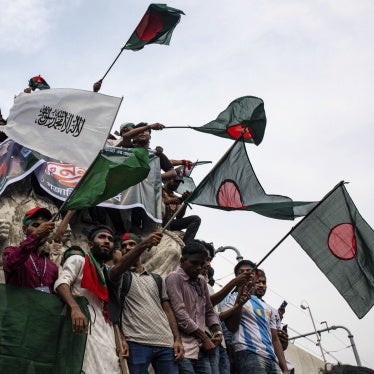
xmin=4 ymin=88 xmax=122 ymax=168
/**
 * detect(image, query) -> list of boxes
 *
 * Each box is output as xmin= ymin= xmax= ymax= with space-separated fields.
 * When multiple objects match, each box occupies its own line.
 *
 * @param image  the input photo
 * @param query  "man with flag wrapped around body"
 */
xmin=55 ymin=225 xmax=163 ymax=373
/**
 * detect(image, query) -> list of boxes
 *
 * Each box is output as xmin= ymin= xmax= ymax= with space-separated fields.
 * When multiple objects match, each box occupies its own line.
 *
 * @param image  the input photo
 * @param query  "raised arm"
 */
xmin=221 ymin=284 xmax=251 ymax=332
xmin=109 ymin=232 xmax=162 ymax=281
xmin=210 ymin=270 xmax=252 ymax=306
xmin=122 ymin=123 xmax=164 ymax=139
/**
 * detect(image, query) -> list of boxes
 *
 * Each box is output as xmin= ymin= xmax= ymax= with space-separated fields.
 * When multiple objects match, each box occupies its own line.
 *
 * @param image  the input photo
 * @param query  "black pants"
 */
xmin=169 ymin=215 xmax=201 ymax=243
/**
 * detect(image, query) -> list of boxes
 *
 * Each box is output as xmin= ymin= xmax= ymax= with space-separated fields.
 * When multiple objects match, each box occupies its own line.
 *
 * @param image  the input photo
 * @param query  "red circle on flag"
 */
xmin=327 ymin=223 xmax=357 ymax=260
xmin=226 ymin=124 xmax=253 ymax=140
xmin=135 ymin=12 xmax=164 ymax=41
xmin=216 ymin=180 xmax=248 ymax=209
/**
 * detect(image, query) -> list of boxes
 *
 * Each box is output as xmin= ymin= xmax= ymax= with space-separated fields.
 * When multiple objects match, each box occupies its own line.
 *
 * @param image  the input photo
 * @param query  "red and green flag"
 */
xmin=291 ymin=182 xmax=374 ymax=318
xmin=186 ymin=139 xmax=316 ymax=220
xmin=81 ymin=252 xmax=109 ymax=302
xmin=124 ymin=4 xmax=184 ymax=51
xmin=0 ymin=284 xmax=89 ymax=373
xmin=175 ymin=161 xmax=212 ymax=195
xmin=63 ymin=147 xmax=150 ymax=211
xmin=28 ymin=75 xmax=50 ymax=91
xmin=192 ymin=96 xmax=267 ymax=145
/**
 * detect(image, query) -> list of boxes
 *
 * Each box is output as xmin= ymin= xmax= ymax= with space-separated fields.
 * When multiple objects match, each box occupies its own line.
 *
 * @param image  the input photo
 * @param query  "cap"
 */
xmin=121 ymin=233 xmax=141 ymax=244
xmin=22 ymin=206 xmax=52 ymax=225
xmin=119 ymin=122 xmax=135 ymax=135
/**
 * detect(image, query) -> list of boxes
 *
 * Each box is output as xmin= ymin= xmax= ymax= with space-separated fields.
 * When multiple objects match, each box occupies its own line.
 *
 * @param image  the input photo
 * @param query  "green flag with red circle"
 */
xmin=186 ymin=138 xmax=316 ymax=220
xmin=124 ymin=4 xmax=184 ymax=51
xmin=291 ymin=182 xmax=374 ymax=319
xmin=192 ymin=96 xmax=267 ymax=145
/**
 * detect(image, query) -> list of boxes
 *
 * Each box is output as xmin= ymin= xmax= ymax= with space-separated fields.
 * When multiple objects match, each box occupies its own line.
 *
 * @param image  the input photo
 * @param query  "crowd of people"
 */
xmin=2 ymin=206 xmax=293 ymax=374
xmin=0 ymin=79 xmax=294 ymax=374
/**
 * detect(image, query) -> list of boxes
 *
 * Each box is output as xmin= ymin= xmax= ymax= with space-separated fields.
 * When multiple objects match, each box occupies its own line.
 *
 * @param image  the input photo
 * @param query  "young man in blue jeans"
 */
xmin=118 ymin=232 xmax=184 ymax=373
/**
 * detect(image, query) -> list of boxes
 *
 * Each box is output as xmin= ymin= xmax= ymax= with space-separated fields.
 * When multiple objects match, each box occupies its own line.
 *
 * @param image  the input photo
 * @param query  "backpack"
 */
xmin=118 ymin=271 xmax=163 ymax=326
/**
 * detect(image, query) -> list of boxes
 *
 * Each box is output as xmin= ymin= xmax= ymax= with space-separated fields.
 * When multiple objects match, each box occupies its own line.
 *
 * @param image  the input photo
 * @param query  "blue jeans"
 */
xmin=127 ymin=342 xmax=178 ymax=374
xmin=218 ymin=345 xmax=230 ymax=374
xmin=204 ymin=347 xmax=219 ymax=373
xmin=235 ymin=350 xmax=282 ymax=374
xmin=178 ymin=350 xmax=212 ymax=374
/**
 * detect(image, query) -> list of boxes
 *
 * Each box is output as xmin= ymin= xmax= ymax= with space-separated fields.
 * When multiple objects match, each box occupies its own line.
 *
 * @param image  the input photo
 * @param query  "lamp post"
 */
xmin=215 ymin=245 xmax=243 ymax=262
xmin=300 ymin=301 xmax=327 ymax=363
xmin=289 ymin=325 xmax=362 ymax=366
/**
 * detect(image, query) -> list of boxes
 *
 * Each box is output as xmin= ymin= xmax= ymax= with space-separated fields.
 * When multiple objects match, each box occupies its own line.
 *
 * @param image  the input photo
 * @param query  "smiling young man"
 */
xmin=165 ymin=241 xmax=222 ymax=374
xmin=2 ymin=206 xmax=57 ymax=293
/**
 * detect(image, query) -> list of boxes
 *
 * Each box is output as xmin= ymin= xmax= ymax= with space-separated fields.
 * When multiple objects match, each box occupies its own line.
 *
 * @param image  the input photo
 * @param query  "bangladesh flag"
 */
xmin=186 ymin=139 xmax=316 ymax=220
xmin=291 ymin=182 xmax=374 ymax=318
xmin=81 ymin=252 xmax=108 ymax=302
xmin=175 ymin=161 xmax=212 ymax=195
xmin=0 ymin=284 xmax=89 ymax=373
xmin=192 ymin=96 xmax=267 ymax=145
xmin=123 ymin=4 xmax=184 ymax=51
xmin=63 ymin=147 xmax=150 ymax=210
xmin=28 ymin=75 xmax=50 ymax=91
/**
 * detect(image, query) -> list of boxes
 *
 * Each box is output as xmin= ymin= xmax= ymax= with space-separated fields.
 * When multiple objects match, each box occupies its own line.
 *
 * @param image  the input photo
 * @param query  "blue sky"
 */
xmin=1 ymin=0 xmax=374 ymax=368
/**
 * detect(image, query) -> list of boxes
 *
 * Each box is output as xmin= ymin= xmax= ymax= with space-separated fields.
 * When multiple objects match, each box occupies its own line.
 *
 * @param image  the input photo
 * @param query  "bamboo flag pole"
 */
xmin=53 ymin=210 xmax=76 ymax=242
xmin=114 ymin=324 xmax=130 ymax=374
xmin=161 ymin=202 xmax=187 ymax=233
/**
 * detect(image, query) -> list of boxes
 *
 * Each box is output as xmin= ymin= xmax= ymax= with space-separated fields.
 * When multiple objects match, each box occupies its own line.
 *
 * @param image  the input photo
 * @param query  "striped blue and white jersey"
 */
xmin=222 ymin=293 xmax=277 ymax=361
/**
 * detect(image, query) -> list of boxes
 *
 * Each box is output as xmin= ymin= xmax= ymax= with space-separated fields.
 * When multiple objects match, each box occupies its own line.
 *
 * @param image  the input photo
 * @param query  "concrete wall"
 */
xmin=286 ymin=342 xmax=325 ymax=374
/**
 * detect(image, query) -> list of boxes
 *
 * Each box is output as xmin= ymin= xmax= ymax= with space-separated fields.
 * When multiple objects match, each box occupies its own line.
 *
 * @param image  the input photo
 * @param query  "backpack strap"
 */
xmin=118 ymin=271 xmax=132 ymax=328
xmin=150 ymin=272 xmax=163 ymax=301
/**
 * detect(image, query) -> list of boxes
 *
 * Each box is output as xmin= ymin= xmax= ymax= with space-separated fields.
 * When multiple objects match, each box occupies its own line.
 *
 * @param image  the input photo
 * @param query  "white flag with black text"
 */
xmin=4 ymin=88 xmax=122 ymax=168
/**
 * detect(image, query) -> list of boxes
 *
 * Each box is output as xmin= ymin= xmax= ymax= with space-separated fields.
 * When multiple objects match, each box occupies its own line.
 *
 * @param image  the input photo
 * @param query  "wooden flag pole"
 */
xmin=161 ymin=202 xmax=186 ymax=233
xmin=53 ymin=209 xmax=76 ymax=242
xmin=114 ymin=324 xmax=130 ymax=374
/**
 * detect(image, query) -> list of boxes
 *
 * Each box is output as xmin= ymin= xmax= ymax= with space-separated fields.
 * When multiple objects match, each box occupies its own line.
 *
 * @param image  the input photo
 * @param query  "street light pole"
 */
xmin=215 ymin=246 xmax=243 ymax=262
xmin=301 ymin=301 xmax=327 ymax=363
xmin=289 ymin=325 xmax=362 ymax=366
